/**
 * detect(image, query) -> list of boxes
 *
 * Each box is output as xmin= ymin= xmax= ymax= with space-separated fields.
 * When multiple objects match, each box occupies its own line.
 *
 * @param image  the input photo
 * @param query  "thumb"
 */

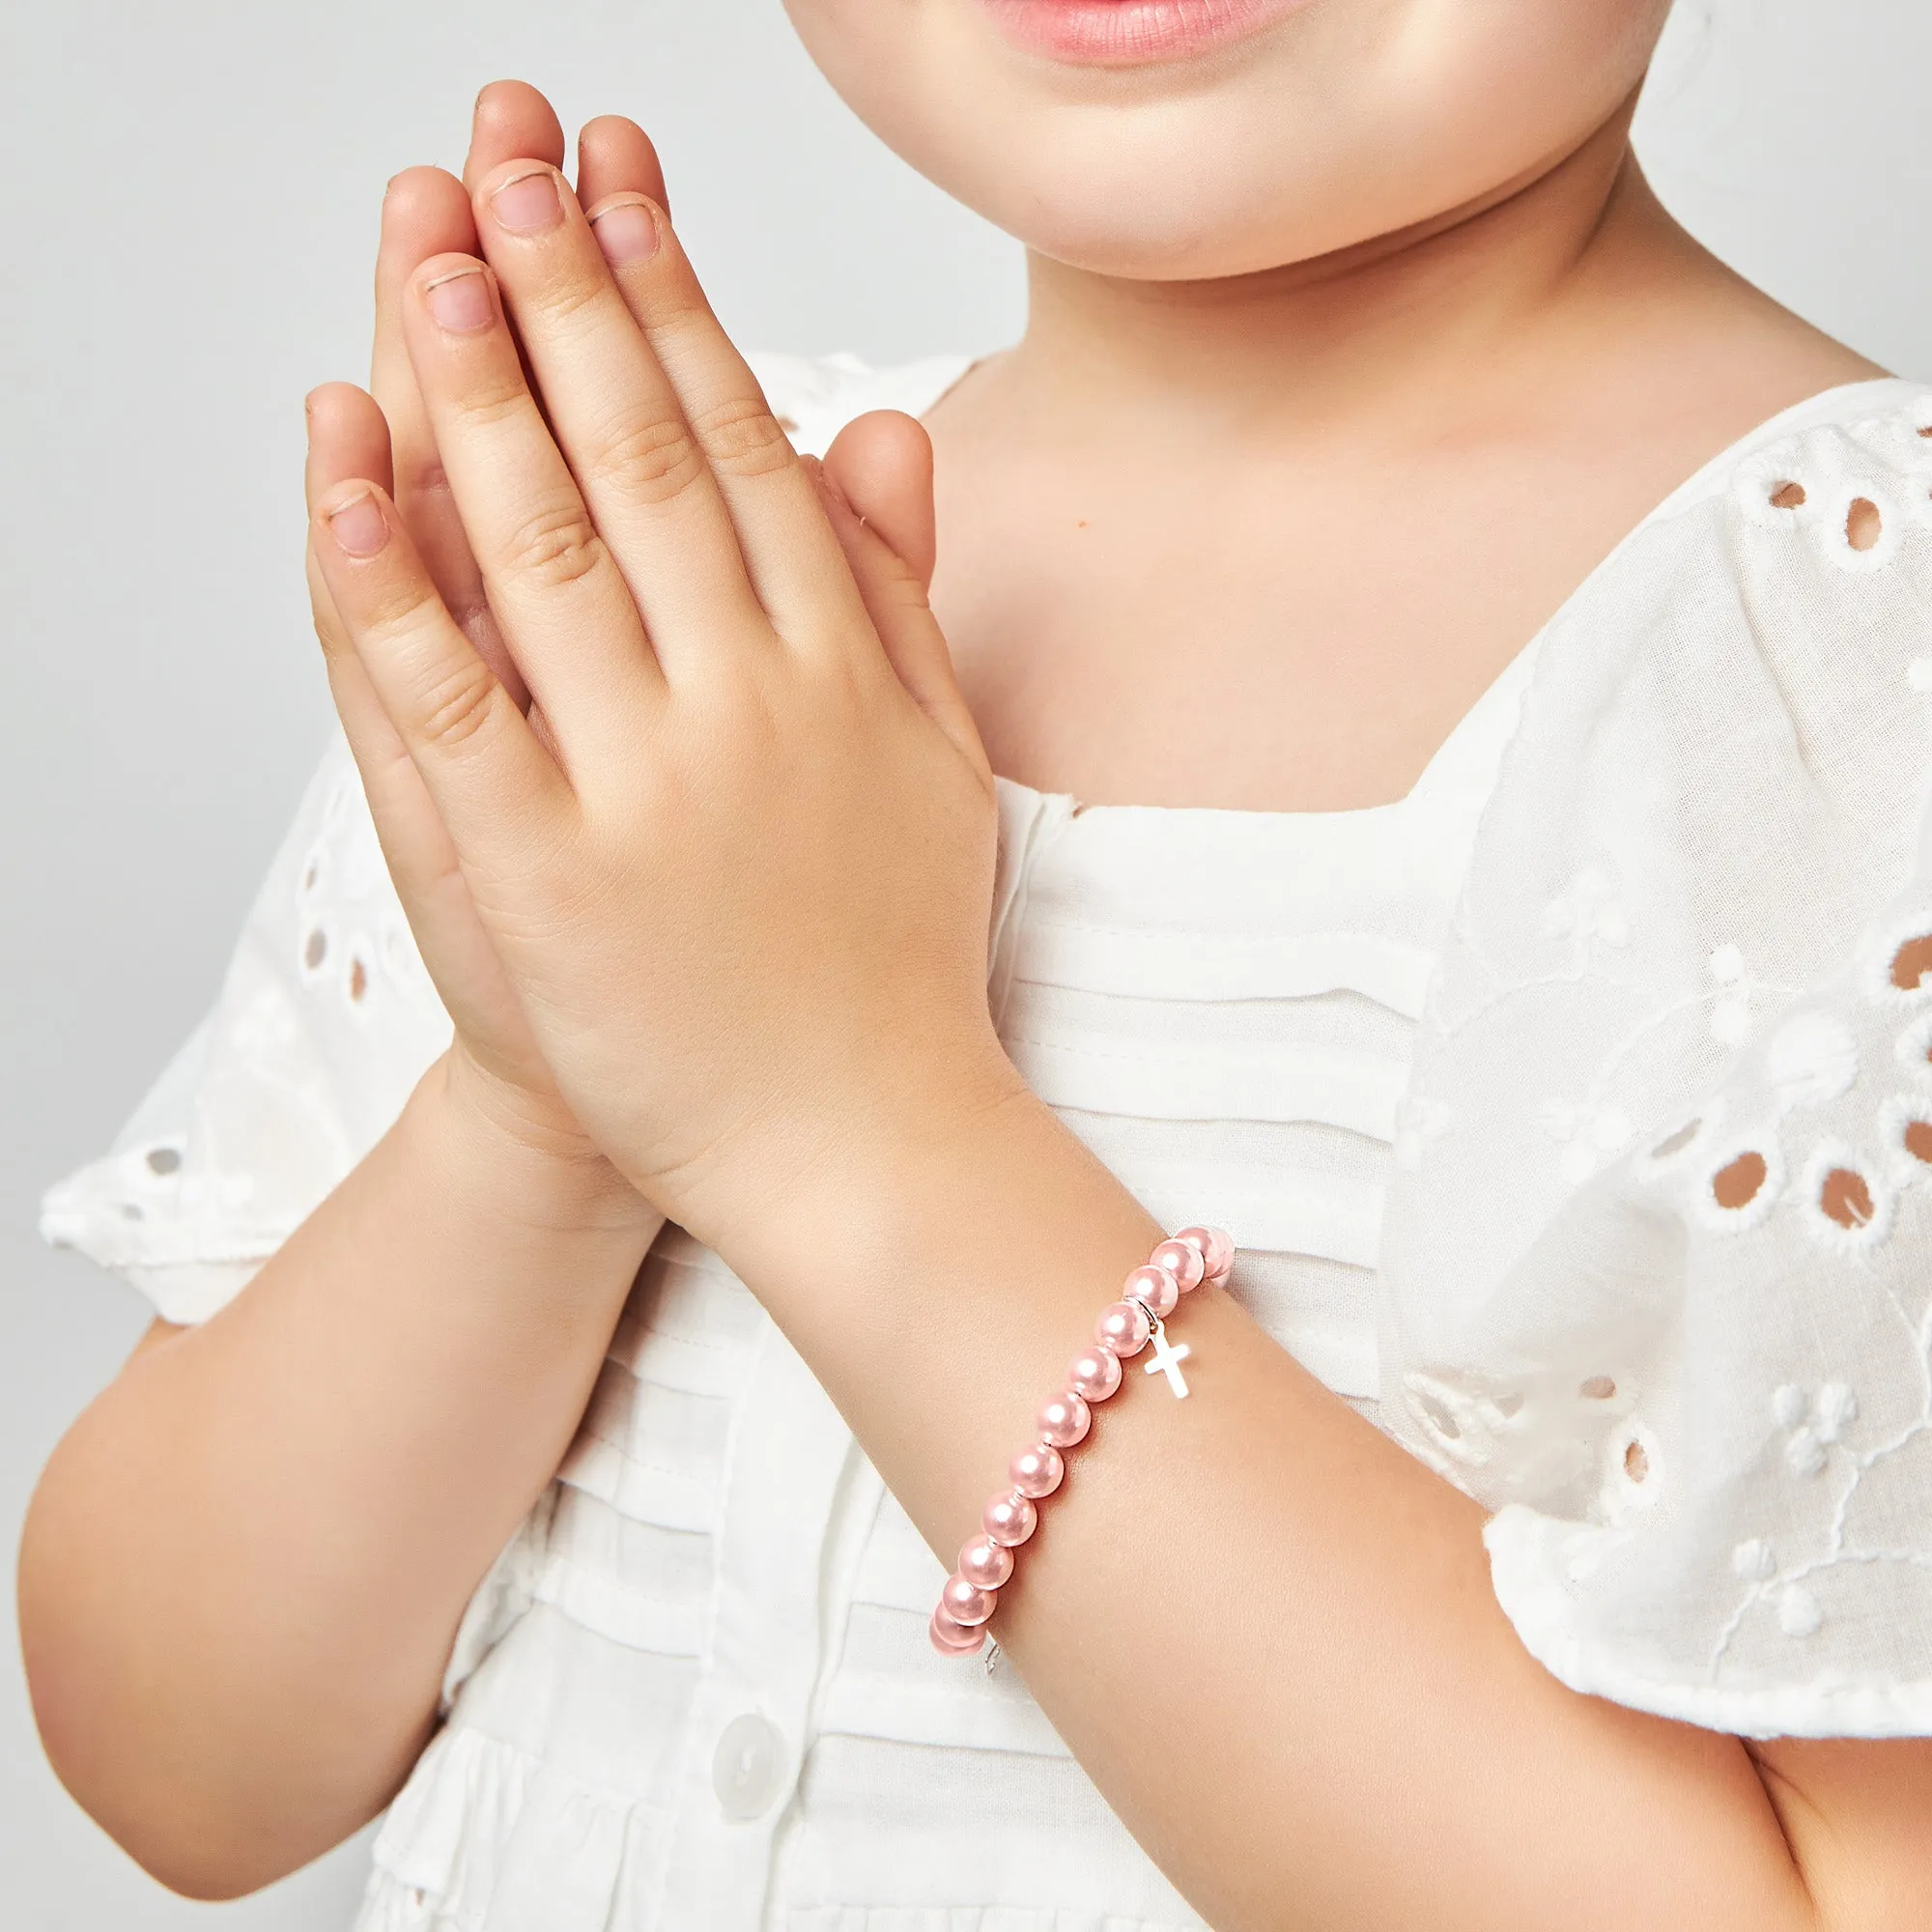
xmin=813 ymin=414 xmax=985 ymax=778
xmin=822 ymin=409 xmax=938 ymax=588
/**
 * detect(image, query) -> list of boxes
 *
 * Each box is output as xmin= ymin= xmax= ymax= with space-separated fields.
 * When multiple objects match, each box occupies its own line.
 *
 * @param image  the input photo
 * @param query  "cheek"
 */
xmin=785 ymin=0 xmax=1670 ymax=281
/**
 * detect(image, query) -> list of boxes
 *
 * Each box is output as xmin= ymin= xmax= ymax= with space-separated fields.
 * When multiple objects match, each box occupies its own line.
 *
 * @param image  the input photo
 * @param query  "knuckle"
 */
xmin=689 ymin=393 xmax=796 ymax=481
xmin=529 ymin=269 xmax=609 ymax=333
xmin=644 ymin=270 xmax=711 ymax=331
xmin=412 ymin=656 xmax=504 ymax=751
xmin=355 ymin=569 xmax=450 ymax=645
xmin=592 ymin=412 xmax=707 ymax=505
xmin=456 ymin=377 xmax=539 ymax=438
xmin=499 ymin=499 xmax=611 ymax=589
xmin=874 ymin=569 xmax=933 ymax=618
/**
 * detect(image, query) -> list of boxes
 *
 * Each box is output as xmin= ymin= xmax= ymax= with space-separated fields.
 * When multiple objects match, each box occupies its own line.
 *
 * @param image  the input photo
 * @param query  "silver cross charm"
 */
xmin=1143 ymin=1321 xmax=1192 ymax=1398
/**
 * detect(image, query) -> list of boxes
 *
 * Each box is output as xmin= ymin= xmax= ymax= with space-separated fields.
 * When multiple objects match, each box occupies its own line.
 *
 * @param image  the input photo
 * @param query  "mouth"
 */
xmin=972 ymin=0 xmax=1316 ymax=68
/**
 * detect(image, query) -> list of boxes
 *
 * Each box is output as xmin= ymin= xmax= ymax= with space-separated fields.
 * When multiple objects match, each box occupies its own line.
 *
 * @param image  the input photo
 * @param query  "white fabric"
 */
xmin=1378 ymin=376 xmax=1932 ymax=1738
xmin=37 ymin=354 xmax=1932 ymax=1928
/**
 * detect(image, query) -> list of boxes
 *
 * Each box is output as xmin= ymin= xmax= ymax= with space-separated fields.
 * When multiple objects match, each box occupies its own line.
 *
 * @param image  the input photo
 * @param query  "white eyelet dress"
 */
xmin=50 ymin=358 xmax=1932 ymax=1926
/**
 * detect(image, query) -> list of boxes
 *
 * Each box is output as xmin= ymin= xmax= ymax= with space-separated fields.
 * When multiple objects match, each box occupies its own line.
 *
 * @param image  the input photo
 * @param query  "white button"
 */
xmin=711 ymin=1713 xmax=788 ymax=1819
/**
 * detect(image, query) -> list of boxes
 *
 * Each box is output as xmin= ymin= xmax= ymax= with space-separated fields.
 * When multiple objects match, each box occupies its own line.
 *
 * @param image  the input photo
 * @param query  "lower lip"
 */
xmin=976 ymin=0 xmax=1311 ymax=67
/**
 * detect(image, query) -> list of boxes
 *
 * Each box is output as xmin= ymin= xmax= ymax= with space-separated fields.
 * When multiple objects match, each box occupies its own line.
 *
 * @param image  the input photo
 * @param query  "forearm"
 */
xmin=719 ymin=1090 xmax=1848 ymax=1932
xmin=17 ymin=1053 xmax=659 ymax=1899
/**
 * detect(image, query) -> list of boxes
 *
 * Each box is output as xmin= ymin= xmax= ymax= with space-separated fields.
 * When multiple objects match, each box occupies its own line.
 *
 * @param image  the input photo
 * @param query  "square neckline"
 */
xmin=904 ymin=355 xmax=1918 ymax=827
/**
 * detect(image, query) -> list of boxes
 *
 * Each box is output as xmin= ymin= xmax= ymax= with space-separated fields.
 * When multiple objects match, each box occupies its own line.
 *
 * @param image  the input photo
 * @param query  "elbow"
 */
xmin=101 ymin=1826 xmax=310 ymax=1905
xmin=17 ymin=1490 xmax=373 ymax=1902
xmin=23 ymin=1636 xmax=394 ymax=1900
xmin=26 ymin=1662 xmax=375 ymax=1901
xmin=119 ymin=1843 xmax=289 ymax=1907
xmin=20 ymin=1616 xmax=317 ymax=1901
xmin=134 ymin=1834 xmax=325 ymax=1906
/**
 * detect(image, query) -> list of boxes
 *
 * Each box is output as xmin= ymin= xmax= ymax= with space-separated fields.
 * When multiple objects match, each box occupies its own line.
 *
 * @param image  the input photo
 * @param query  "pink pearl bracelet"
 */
xmin=928 ymin=1226 xmax=1234 ymax=1659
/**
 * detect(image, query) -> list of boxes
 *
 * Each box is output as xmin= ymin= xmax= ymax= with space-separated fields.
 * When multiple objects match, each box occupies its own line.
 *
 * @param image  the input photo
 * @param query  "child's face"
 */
xmin=783 ymin=0 xmax=1673 ymax=280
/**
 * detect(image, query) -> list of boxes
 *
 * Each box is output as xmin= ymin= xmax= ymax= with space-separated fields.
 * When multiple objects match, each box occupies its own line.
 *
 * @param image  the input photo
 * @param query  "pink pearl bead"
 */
xmin=1037 ymin=1390 xmax=1092 ymax=1448
xmin=983 ymin=1489 xmax=1038 ymax=1547
xmin=929 ymin=1606 xmax=986 ymax=1656
xmin=1009 ymin=1443 xmax=1065 ymax=1498
xmin=958 ymin=1534 xmax=1014 ymax=1591
xmin=1124 ymin=1264 xmax=1179 ymax=1321
xmin=1094 ymin=1299 xmax=1152 ymax=1358
xmin=1176 ymin=1225 xmax=1235 ymax=1283
xmin=1065 ymin=1346 xmax=1123 ymax=1404
xmin=941 ymin=1574 xmax=997 ymax=1627
xmin=1151 ymin=1237 xmax=1207 ymax=1295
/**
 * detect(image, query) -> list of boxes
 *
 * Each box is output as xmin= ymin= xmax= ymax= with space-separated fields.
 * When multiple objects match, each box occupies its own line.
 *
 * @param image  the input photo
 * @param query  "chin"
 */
xmin=786 ymin=0 xmax=1671 ymax=284
xmin=884 ymin=111 xmax=1502 ymax=285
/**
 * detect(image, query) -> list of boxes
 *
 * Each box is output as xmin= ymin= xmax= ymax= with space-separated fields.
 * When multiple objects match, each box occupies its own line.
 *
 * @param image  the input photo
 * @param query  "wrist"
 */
xmin=704 ymin=1054 xmax=1162 ymax=1326
xmin=412 ymin=1049 xmax=662 ymax=1244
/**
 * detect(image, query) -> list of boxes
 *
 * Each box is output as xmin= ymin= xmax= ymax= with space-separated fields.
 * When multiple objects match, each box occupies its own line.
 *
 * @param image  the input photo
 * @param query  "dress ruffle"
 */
xmin=357 ymin=1726 xmax=642 ymax=1932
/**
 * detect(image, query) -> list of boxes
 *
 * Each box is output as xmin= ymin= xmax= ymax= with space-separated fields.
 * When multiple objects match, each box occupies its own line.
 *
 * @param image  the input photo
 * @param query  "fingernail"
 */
xmin=327 ymin=492 xmax=390 ymax=558
xmin=490 ymin=167 xmax=563 ymax=235
xmin=424 ymin=265 xmax=494 ymax=332
xmin=589 ymin=198 xmax=660 ymax=266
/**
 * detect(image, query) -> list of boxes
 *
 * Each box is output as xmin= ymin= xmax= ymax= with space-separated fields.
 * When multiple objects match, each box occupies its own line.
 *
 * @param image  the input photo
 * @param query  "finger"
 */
xmin=308 ymin=454 xmax=570 ymax=870
xmin=371 ymin=169 xmax=531 ymax=708
xmin=302 ymin=388 xmax=588 ymax=1127
xmin=576 ymin=115 xmax=669 ymax=216
xmin=304 ymin=384 xmax=407 ymax=781
xmin=466 ymin=162 xmax=768 ymax=674
xmin=304 ymin=385 xmax=513 ymax=982
xmin=580 ymin=188 xmax=872 ymax=659
xmin=460 ymin=85 xmax=612 ymax=456
xmin=462 ymin=84 xmax=571 ymax=425
xmin=402 ymin=247 xmax=665 ymax=745
xmin=463 ymin=80 xmax=566 ymax=194
xmin=811 ymin=430 xmax=987 ymax=778
xmin=823 ymin=411 xmax=938 ymax=588
xmin=310 ymin=535 xmax=556 ymax=1094
xmin=306 ymin=381 xmax=394 ymax=506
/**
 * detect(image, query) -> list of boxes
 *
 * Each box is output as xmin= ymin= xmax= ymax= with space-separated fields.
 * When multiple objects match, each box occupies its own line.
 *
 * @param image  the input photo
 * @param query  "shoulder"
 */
xmin=745 ymin=350 xmax=979 ymax=456
xmin=1528 ymin=378 xmax=1932 ymax=798
xmin=1634 ymin=377 xmax=1932 ymax=608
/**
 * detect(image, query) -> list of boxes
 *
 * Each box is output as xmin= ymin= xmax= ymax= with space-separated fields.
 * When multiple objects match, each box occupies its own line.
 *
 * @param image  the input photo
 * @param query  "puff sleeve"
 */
xmin=1380 ymin=380 xmax=1932 ymax=1737
xmin=39 ymin=728 xmax=455 ymax=1324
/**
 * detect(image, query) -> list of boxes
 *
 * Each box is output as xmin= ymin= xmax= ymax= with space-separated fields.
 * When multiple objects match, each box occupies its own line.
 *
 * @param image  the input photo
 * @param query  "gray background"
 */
xmin=2 ymin=0 xmax=1926 ymax=1922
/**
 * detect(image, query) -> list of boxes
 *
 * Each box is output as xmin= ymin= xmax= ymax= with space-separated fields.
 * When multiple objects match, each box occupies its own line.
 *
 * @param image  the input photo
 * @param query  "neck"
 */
xmin=994 ymin=100 xmax=1695 ymax=444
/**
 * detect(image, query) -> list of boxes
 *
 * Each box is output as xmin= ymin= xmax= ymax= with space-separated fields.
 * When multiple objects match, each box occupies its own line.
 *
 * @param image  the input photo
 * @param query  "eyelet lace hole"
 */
xmin=1770 ymin=480 xmax=1806 ymax=509
xmin=1819 ymin=1167 xmax=1875 ymax=1230
xmin=1847 ymin=497 xmax=1883 ymax=553
xmin=1891 ymin=935 xmax=1932 ymax=992
xmin=1713 ymin=1151 xmax=1769 ymax=1210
